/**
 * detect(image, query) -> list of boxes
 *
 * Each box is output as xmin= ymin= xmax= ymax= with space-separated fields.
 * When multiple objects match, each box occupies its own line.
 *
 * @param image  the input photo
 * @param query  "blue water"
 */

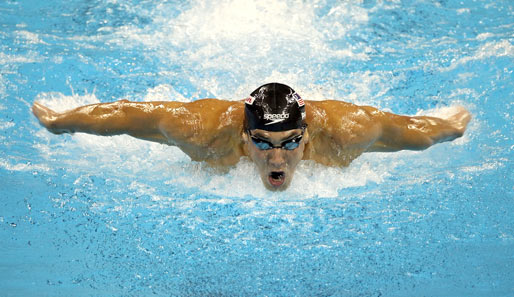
xmin=1 ymin=0 xmax=513 ymax=296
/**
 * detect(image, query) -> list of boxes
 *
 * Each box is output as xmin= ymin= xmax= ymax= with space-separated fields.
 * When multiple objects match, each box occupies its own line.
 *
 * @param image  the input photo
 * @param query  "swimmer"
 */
xmin=32 ymin=83 xmax=471 ymax=191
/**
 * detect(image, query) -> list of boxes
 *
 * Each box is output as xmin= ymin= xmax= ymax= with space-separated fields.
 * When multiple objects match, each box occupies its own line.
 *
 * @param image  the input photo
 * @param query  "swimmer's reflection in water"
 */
xmin=32 ymin=83 xmax=471 ymax=191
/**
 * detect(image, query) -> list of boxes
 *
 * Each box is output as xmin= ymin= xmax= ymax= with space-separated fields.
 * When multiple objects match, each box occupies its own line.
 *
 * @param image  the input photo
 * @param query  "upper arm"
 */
xmin=304 ymin=100 xmax=469 ymax=162
xmin=117 ymin=100 xmax=242 ymax=147
xmin=155 ymin=99 xmax=246 ymax=162
xmin=92 ymin=100 xmax=184 ymax=144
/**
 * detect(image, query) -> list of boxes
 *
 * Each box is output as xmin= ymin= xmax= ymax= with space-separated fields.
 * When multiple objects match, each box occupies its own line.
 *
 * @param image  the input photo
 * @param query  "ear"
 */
xmin=241 ymin=130 xmax=251 ymax=158
xmin=241 ymin=130 xmax=249 ymax=143
xmin=303 ymin=128 xmax=309 ymax=144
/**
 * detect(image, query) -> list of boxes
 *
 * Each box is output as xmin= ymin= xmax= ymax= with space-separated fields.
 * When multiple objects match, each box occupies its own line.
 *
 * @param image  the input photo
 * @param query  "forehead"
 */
xmin=250 ymin=128 xmax=302 ymax=140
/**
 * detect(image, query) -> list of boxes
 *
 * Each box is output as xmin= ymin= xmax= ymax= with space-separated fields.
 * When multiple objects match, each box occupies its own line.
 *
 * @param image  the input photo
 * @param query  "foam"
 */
xmin=0 ymin=75 xmax=6 ymax=100
xmin=344 ymin=71 xmax=404 ymax=106
xmin=34 ymin=91 xmax=100 ymax=112
xmin=440 ymin=40 xmax=514 ymax=72
xmin=143 ymin=84 xmax=190 ymax=102
xmin=33 ymin=91 xmax=188 ymax=172
xmin=15 ymin=30 xmax=48 ymax=45
xmin=31 ymin=94 xmax=393 ymax=200
xmin=108 ymin=0 xmax=370 ymax=98
xmin=476 ymin=32 xmax=494 ymax=41
xmin=416 ymin=104 xmax=467 ymax=118
xmin=9 ymin=1 xmax=376 ymax=105
xmin=0 ymin=158 xmax=50 ymax=172
xmin=31 ymin=91 xmax=477 ymax=200
xmin=0 ymin=120 xmax=15 ymax=130
xmin=0 ymin=52 xmax=41 ymax=64
xmin=28 ymin=0 xmax=491 ymax=201
xmin=161 ymin=153 xmax=394 ymax=200
xmin=461 ymin=161 xmax=502 ymax=173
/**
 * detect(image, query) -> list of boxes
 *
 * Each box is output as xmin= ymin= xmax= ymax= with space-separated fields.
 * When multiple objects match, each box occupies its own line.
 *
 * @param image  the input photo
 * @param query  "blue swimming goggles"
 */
xmin=248 ymin=125 xmax=307 ymax=151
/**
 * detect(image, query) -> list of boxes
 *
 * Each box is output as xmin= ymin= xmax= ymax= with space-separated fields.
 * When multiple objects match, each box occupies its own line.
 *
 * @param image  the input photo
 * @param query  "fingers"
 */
xmin=32 ymin=102 xmax=49 ymax=122
xmin=449 ymin=107 xmax=471 ymax=133
xmin=32 ymin=102 xmax=61 ymax=133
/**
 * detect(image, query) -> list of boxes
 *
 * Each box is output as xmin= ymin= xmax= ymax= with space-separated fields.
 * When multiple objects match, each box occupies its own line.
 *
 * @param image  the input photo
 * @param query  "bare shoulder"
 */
xmin=159 ymin=98 xmax=244 ymax=137
xmin=303 ymin=100 xmax=382 ymax=166
xmin=159 ymin=99 xmax=246 ymax=166
xmin=305 ymin=100 xmax=380 ymax=136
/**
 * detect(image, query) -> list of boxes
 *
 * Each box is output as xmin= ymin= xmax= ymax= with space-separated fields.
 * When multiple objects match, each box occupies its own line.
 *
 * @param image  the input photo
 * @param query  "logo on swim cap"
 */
xmin=263 ymin=113 xmax=289 ymax=125
xmin=263 ymin=113 xmax=289 ymax=120
xmin=244 ymin=83 xmax=306 ymax=132
xmin=294 ymin=93 xmax=305 ymax=107
xmin=245 ymin=97 xmax=255 ymax=105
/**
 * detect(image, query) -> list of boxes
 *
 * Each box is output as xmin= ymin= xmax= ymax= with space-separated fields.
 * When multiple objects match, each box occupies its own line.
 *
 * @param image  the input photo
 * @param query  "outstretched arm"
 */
xmin=32 ymin=99 xmax=246 ymax=165
xmin=32 ymin=100 xmax=183 ymax=144
xmin=367 ymin=106 xmax=471 ymax=152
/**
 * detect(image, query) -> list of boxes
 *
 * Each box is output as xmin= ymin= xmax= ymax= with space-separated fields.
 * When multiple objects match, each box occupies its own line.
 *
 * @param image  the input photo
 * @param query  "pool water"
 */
xmin=1 ymin=0 xmax=513 ymax=296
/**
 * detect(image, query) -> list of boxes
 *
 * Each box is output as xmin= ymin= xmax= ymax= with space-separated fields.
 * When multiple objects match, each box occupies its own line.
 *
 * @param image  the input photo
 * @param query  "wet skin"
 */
xmin=32 ymin=99 xmax=471 ymax=191
xmin=242 ymin=128 xmax=308 ymax=191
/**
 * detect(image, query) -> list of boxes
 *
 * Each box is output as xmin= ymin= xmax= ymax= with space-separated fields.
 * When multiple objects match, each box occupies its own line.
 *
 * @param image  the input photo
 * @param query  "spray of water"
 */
xmin=26 ymin=0 xmax=484 ymax=200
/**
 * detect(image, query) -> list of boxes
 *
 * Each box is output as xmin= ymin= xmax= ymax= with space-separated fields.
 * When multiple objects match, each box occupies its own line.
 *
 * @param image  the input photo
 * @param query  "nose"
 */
xmin=268 ymin=148 xmax=286 ymax=169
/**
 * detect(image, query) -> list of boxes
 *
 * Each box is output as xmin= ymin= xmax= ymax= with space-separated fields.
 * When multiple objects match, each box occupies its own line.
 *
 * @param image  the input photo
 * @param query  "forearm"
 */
xmin=370 ymin=108 xmax=470 ymax=152
xmin=32 ymin=100 xmax=179 ymax=144
xmin=386 ymin=116 xmax=460 ymax=150
xmin=46 ymin=101 xmax=131 ymax=135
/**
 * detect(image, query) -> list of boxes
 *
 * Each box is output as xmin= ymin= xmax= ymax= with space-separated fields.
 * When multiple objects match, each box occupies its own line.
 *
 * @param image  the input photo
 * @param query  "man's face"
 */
xmin=244 ymin=128 xmax=308 ymax=191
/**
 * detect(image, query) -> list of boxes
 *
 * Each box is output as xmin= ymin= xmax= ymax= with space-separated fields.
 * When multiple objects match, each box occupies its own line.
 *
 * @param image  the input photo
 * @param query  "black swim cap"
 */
xmin=244 ymin=83 xmax=306 ymax=132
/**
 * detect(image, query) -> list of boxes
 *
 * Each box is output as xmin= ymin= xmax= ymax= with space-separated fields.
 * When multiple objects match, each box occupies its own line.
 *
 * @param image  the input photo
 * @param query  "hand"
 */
xmin=446 ymin=106 xmax=471 ymax=135
xmin=32 ymin=102 xmax=67 ymax=134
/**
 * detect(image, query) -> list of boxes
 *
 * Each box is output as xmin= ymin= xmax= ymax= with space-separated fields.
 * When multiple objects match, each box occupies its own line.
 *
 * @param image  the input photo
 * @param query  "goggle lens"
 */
xmin=250 ymin=134 xmax=303 ymax=150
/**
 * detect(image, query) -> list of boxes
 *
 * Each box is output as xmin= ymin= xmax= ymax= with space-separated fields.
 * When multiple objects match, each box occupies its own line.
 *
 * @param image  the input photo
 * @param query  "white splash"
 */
xmin=461 ymin=161 xmax=502 ymax=173
xmin=31 ymin=91 xmax=478 ymax=200
xmin=164 ymin=156 xmax=393 ymax=200
xmin=0 ymin=75 xmax=6 ymax=100
xmin=108 ymin=0 xmax=370 ymax=98
xmin=0 ymin=51 xmax=41 ymax=64
xmin=440 ymin=40 xmax=514 ymax=72
xmin=144 ymin=84 xmax=191 ymax=102
xmin=27 ymin=0 xmax=492 ymax=201
xmin=15 ymin=30 xmax=48 ymax=45
xmin=345 ymin=71 xmax=405 ymax=106
xmin=34 ymin=91 xmax=100 ymax=112
xmin=476 ymin=32 xmax=494 ymax=41
xmin=416 ymin=104 xmax=467 ymax=118
xmin=32 ymin=92 xmax=387 ymax=200
xmin=0 ymin=120 xmax=14 ymax=130
xmin=0 ymin=158 xmax=50 ymax=172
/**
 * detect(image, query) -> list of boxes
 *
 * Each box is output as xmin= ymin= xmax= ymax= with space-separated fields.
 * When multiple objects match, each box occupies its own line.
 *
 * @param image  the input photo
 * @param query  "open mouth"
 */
xmin=268 ymin=171 xmax=285 ymax=187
